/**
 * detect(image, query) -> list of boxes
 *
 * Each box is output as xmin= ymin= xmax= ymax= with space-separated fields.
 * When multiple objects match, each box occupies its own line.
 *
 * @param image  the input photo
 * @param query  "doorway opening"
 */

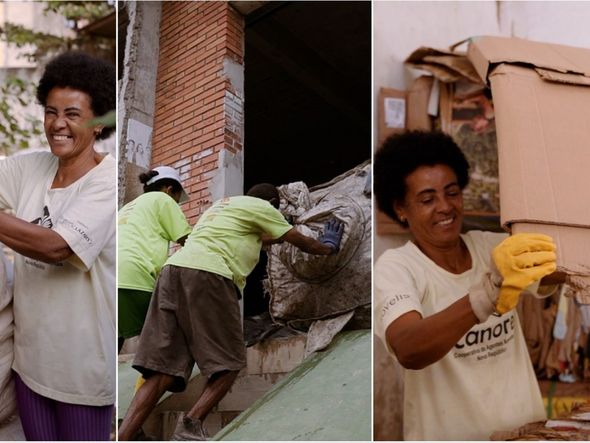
xmin=241 ymin=1 xmax=371 ymax=318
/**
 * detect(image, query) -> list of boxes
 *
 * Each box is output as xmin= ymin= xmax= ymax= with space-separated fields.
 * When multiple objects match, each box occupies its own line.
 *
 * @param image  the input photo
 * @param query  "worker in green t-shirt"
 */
xmin=118 ymin=183 xmax=344 ymax=441
xmin=118 ymin=166 xmax=192 ymax=353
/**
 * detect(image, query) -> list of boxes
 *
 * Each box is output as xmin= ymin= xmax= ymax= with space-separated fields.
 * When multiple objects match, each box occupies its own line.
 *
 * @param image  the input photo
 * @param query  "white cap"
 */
xmin=146 ymin=165 xmax=189 ymax=203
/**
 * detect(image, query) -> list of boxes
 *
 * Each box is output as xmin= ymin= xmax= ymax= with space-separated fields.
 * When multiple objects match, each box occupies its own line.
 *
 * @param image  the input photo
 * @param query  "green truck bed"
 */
xmin=214 ymin=330 xmax=371 ymax=441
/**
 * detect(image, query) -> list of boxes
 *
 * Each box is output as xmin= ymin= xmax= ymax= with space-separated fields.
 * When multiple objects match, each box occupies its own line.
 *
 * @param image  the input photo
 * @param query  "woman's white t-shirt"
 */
xmin=375 ymin=230 xmax=546 ymax=440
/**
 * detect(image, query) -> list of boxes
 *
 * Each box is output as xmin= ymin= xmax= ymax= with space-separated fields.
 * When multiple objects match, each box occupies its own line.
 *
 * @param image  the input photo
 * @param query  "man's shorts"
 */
xmin=118 ymin=288 xmax=153 ymax=339
xmin=132 ymin=265 xmax=246 ymax=392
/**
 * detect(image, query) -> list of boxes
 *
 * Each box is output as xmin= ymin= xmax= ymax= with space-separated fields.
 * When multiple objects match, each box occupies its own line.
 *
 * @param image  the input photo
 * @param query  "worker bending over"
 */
xmin=118 ymin=183 xmax=344 ymax=441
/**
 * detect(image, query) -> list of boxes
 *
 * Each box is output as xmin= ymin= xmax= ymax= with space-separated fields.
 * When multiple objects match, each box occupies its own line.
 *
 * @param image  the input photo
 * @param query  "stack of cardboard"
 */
xmin=376 ymin=88 xmax=407 ymax=234
xmin=467 ymin=36 xmax=590 ymax=292
xmin=404 ymin=43 xmax=500 ymax=216
xmin=376 ymin=41 xmax=501 ymax=234
xmin=377 ymin=36 xmax=590 ymax=294
xmin=491 ymin=402 xmax=590 ymax=440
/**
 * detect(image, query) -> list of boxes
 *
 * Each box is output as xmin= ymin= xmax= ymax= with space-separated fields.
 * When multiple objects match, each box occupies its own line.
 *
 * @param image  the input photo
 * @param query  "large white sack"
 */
xmin=265 ymin=161 xmax=371 ymax=328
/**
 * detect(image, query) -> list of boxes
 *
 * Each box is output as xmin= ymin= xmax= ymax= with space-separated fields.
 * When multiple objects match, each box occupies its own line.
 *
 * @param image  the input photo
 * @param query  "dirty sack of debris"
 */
xmin=264 ymin=161 xmax=371 ymax=355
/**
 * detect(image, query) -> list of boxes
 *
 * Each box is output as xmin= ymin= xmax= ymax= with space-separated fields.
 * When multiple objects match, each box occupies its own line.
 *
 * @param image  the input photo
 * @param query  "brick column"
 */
xmin=151 ymin=2 xmax=245 ymax=224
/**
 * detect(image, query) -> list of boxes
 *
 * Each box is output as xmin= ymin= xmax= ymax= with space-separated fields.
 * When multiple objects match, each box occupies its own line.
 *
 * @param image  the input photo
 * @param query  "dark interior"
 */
xmin=242 ymin=1 xmax=371 ymax=316
xmin=243 ymin=1 xmax=371 ymax=190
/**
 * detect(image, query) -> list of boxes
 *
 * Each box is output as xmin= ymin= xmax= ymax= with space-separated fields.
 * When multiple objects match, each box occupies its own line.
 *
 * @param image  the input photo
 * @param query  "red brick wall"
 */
xmin=152 ymin=1 xmax=244 ymax=224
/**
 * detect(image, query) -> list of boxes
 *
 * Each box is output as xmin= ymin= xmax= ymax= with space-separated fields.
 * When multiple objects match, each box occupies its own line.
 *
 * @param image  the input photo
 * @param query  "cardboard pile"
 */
xmin=376 ymin=41 xmax=501 ymax=234
xmin=467 ymin=36 xmax=590 ymax=286
xmin=405 ymin=43 xmax=501 ymax=216
xmin=491 ymin=402 xmax=590 ymax=441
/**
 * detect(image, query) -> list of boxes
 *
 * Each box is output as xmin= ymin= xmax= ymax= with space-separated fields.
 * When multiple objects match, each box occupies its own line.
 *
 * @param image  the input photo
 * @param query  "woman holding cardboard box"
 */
xmin=374 ymin=130 xmax=557 ymax=440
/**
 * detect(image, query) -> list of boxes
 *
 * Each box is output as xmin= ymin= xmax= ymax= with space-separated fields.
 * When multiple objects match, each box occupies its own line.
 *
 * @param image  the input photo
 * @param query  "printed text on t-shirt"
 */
xmin=453 ymin=315 xmax=515 ymax=361
xmin=380 ymin=294 xmax=411 ymax=320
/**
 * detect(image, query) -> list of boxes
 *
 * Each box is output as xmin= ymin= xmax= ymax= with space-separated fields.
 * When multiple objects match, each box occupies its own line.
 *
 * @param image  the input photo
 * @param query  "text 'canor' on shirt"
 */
xmin=374 ymin=230 xmax=546 ymax=441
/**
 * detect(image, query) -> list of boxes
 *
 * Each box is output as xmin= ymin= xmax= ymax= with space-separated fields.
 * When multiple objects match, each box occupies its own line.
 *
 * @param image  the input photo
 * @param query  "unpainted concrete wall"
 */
xmin=118 ymin=1 xmax=163 ymax=206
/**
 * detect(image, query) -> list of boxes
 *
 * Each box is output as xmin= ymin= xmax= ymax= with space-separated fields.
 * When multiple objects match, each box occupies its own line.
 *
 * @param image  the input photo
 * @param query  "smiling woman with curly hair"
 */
xmin=0 ymin=51 xmax=115 ymax=441
xmin=374 ymin=130 xmax=560 ymax=440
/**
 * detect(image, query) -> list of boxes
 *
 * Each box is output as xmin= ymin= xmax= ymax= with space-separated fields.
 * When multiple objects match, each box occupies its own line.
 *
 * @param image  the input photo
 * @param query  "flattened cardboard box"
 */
xmin=467 ymin=36 xmax=590 ymax=276
xmin=403 ymin=48 xmax=501 ymax=217
xmin=376 ymin=88 xmax=409 ymax=235
xmin=377 ymin=88 xmax=406 ymax=146
xmin=407 ymin=76 xmax=434 ymax=131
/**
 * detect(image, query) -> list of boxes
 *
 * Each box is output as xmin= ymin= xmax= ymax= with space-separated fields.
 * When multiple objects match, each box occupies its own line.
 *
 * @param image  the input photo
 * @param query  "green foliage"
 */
xmin=88 ymin=110 xmax=116 ymax=129
xmin=0 ymin=1 xmax=115 ymax=156
xmin=0 ymin=1 xmax=115 ymax=62
xmin=0 ymin=23 xmax=65 ymax=61
xmin=43 ymin=1 xmax=113 ymax=23
xmin=0 ymin=77 xmax=44 ymax=156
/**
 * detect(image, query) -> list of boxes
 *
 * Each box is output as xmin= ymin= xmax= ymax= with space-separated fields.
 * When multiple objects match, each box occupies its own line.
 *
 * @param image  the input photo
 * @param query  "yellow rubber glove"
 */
xmin=134 ymin=374 xmax=146 ymax=393
xmin=492 ymin=233 xmax=557 ymax=314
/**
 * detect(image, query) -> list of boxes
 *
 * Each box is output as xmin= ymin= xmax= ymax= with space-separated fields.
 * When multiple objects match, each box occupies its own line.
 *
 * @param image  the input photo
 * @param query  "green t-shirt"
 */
xmin=118 ymin=192 xmax=191 ymax=291
xmin=166 ymin=195 xmax=292 ymax=293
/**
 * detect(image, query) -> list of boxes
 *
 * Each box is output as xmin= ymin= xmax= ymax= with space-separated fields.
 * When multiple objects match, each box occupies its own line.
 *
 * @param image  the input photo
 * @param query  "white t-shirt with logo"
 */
xmin=0 ymin=152 xmax=115 ymax=406
xmin=375 ymin=230 xmax=546 ymax=441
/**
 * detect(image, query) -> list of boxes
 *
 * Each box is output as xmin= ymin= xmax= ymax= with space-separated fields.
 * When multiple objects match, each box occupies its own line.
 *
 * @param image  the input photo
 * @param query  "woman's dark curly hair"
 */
xmin=374 ymin=131 xmax=470 ymax=226
xmin=36 ymin=52 xmax=115 ymax=140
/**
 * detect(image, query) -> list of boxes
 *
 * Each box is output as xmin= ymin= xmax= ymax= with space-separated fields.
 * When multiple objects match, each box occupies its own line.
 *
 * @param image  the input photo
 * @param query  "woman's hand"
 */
xmin=493 ymin=233 xmax=557 ymax=313
xmin=469 ymin=233 xmax=557 ymax=322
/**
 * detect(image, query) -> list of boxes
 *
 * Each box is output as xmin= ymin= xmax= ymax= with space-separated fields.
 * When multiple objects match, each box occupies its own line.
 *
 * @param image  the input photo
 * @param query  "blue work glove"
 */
xmin=319 ymin=218 xmax=344 ymax=254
